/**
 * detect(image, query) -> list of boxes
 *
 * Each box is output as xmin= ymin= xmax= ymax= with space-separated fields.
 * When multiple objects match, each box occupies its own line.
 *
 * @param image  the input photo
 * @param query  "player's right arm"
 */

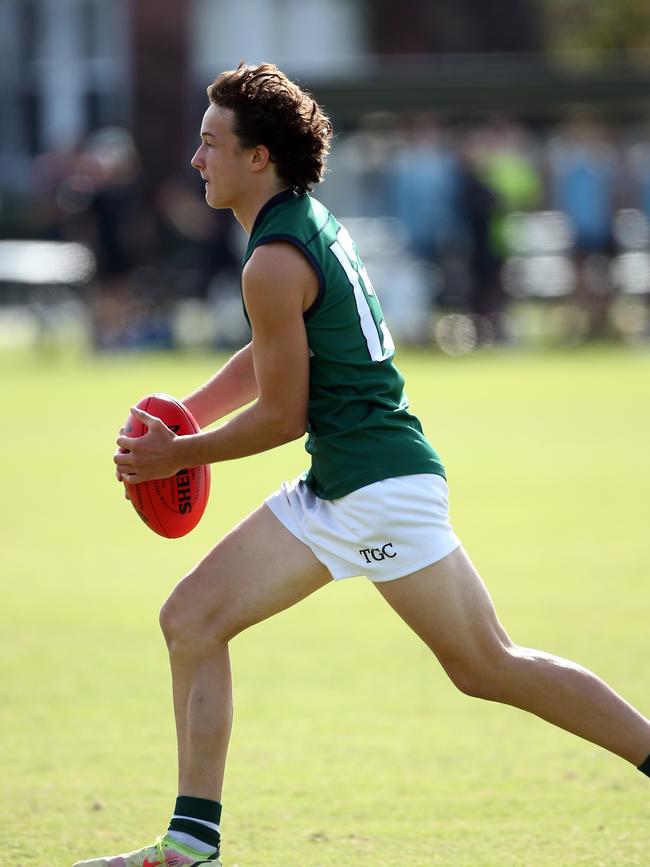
xmin=115 ymin=242 xmax=313 ymax=484
xmin=115 ymin=354 xmax=257 ymax=486
xmin=182 ymin=342 xmax=259 ymax=429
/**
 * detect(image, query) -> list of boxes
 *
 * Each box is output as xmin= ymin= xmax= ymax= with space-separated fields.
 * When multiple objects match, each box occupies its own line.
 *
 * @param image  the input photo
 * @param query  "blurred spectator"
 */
xmin=388 ymin=113 xmax=464 ymax=264
xmin=30 ymin=127 xmax=164 ymax=349
xmin=627 ymin=133 xmax=650 ymax=223
xmin=85 ymin=129 xmax=145 ymax=276
xmin=155 ymin=174 xmax=240 ymax=298
xmin=457 ymin=128 xmax=502 ymax=342
xmin=82 ymin=128 xmax=161 ymax=350
xmin=427 ymin=120 xmax=542 ymax=344
xmin=328 ymin=112 xmax=403 ymax=218
xmin=548 ymin=115 xmax=619 ymax=339
xmin=155 ymin=173 xmax=245 ymax=349
xmin=477 ymin=120 xmax=542 ymax=252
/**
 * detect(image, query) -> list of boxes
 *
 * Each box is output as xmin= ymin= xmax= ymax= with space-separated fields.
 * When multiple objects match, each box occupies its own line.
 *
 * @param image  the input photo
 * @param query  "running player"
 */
xmin=74 ymin=63 xmax=650 ymax=867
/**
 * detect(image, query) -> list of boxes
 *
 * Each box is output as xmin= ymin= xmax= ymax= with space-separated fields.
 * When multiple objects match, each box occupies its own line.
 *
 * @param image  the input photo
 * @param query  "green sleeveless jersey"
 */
xmin=243 ymin=189 xmax=445 ymax=499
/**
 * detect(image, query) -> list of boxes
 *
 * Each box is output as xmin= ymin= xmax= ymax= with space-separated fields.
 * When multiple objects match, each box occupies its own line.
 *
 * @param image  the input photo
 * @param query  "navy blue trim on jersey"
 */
xmin=249 ymin=189 xmax=298 ymax=238
xmin=239 ymin=273 xmax=251 ymax=328
xmin=306 ymin=210 xmax=332 ymax=246
xmin=253 ymin=233 xmax=326 ymax=322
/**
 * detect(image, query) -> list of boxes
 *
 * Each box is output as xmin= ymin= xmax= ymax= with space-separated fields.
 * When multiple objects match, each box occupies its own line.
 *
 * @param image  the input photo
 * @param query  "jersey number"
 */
xmin=330 ymin=226 xmax=395 ymax=362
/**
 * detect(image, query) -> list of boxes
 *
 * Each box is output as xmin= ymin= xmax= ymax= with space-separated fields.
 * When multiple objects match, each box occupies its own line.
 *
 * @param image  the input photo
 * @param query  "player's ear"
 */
xmin=250 ymin=144 xmax=271 ymax=173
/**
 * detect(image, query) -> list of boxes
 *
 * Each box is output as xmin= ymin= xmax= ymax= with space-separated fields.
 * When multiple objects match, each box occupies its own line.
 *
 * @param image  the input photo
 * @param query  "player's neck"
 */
xmin=233 ymin=183 xmax=290 ymax=235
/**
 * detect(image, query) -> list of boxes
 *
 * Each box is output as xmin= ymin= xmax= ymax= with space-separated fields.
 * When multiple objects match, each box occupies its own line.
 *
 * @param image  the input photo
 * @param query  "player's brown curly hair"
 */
xmin=207 ymin=62 xmax=332 ymax=195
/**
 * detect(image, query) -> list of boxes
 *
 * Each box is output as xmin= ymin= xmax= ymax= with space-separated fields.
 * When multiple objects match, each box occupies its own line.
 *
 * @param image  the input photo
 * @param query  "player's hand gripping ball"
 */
xmin=119 ymin=393 xmax=211 ymax=538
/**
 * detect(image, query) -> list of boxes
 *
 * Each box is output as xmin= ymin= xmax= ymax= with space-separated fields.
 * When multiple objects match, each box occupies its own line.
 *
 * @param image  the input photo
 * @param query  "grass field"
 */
xmin=2 ymin=344 xmax=650 ymax=867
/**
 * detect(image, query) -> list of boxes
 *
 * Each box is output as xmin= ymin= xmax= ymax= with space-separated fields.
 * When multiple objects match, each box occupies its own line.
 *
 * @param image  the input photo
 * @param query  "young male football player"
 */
xmin=75 ymin=63 xmax=650 ymax=866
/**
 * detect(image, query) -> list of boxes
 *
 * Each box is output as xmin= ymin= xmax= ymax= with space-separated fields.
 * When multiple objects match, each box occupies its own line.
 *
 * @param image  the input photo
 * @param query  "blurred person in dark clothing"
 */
xmin=36 ymin=127 xmax=155 ymax=348
xmin=155 ymin=174 xmax=241 ymax=299
xmin=86 ymin=127 xmax=144 ymax=279
xmin=83 ymin=128 xmax=155 ymax=349
xmin=458 ymin=127 xmax=505 ymax=343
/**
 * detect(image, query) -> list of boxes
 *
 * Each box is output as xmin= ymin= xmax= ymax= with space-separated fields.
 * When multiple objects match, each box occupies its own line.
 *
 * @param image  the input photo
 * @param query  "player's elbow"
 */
xmin=258 ymin=398 xmax=306 ymax=444
xmin=276 ymin=413 xmax=307 ymax=443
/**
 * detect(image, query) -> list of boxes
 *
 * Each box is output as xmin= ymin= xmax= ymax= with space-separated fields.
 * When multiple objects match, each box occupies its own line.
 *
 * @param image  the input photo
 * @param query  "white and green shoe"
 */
xmin=72 ymin=834 xmax=221 ymax=867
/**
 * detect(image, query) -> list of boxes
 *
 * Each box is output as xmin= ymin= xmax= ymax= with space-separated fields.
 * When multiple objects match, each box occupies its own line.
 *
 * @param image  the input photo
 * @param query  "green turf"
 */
xmin=2 ymin=345 xmax=650 ymax=866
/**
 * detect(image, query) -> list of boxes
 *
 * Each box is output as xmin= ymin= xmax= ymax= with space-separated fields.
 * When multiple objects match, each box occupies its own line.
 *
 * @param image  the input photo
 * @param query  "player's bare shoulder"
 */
xmin=243 ymin=242 xmax=319 ymax=314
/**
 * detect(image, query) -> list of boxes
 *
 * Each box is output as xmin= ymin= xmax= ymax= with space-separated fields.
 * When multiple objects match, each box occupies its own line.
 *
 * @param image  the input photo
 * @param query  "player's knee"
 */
xmin=159 ymin=584 xmax=216 ymax=653
xmin=443 ymin=644 xmax=514 ymax=701
xmin=159 ymin=572 xmax=239 ymax=652
xmin=159 ymin=591 xmax=189 ymax=649
xmin=446 ymin=664 xmax=492 ymax=700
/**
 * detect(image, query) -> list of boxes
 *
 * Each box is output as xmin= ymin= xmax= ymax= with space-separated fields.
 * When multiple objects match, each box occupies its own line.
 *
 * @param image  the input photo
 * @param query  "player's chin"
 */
xmin=205 ymin=187 xmax=227 ymax=210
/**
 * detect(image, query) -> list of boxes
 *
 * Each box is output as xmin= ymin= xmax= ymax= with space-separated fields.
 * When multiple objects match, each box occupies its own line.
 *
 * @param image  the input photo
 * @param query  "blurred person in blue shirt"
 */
xmin=549 ymin=115 xmax=620 ymax=339
xmin=389 ymin=113 xmax=464 ymax=264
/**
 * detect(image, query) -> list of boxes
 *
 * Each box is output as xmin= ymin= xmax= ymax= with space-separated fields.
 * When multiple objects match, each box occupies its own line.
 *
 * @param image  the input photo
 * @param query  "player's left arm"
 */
xmin=114 ymin=243 xmax=314 ymax=482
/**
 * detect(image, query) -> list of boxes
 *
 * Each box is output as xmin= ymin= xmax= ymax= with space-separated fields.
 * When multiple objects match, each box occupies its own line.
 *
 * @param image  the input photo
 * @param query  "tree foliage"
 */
xmin=544 ymin=0 xmax=650 ymax=62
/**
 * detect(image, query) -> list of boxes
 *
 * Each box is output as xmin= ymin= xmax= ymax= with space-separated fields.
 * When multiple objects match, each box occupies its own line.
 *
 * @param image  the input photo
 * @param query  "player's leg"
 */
xmin=73 ymin=504 xmax=331 ymax=867
xmin=159 ymin=502 xmax=332 ymax=801
xmin=375 ymin=545 xmax=650 ymax=765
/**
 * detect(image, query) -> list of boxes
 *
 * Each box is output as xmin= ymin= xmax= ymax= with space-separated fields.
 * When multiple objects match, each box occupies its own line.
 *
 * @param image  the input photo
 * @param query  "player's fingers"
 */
xmin=130 ymin=407 xmax=163 ymax=429
xmin=117 ymin=468 xmax=132 ymax=496
xmin=114 ymin=450 xmax=134 ymax=468
xmin=115 ymin=462 xmax=130 ymax=480
xmin=116 ymin=433 xmax=137 ymax=450
xmin=122 ymin=470 xmax=145 ymax=484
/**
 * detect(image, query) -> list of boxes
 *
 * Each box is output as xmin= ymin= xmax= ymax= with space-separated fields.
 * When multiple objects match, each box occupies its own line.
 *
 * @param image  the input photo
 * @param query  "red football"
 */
xmin=122 ymin=393 xmax=211 ymax=538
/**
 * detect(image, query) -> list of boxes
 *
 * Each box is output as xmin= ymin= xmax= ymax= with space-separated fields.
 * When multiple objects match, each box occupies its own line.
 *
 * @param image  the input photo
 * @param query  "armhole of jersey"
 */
xmin=239 ymin=271 xmax=251 ymax=327
xmin=253 ymin=233 xmax=326 ymax=322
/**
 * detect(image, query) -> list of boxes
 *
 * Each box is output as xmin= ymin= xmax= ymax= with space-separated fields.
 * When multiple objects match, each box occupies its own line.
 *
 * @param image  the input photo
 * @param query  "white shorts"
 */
xmin=265 ymin=473 xmax=461 ymax=583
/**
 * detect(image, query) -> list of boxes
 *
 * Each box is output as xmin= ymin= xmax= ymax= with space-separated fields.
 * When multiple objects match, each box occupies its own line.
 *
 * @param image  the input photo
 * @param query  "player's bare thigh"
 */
xmin=374 ymin=546 xmax=512 ymax=689
xmin=160 ymin=503 xmax=332 ymax=646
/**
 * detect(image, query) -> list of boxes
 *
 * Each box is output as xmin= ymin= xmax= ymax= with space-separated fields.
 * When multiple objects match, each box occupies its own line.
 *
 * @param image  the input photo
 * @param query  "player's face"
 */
xmin=191 ymin=105 xmax=250 ymax=210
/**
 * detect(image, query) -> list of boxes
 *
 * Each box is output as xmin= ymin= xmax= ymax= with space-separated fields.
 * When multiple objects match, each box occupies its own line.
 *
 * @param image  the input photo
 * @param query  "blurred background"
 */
xmin=2 ymin=0 xmax=650 ymax=355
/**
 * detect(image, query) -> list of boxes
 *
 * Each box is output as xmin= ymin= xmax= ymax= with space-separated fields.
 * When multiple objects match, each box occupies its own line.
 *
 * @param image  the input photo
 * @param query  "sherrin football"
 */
xmin=122 ymin=393 xmax=211 ymax=538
